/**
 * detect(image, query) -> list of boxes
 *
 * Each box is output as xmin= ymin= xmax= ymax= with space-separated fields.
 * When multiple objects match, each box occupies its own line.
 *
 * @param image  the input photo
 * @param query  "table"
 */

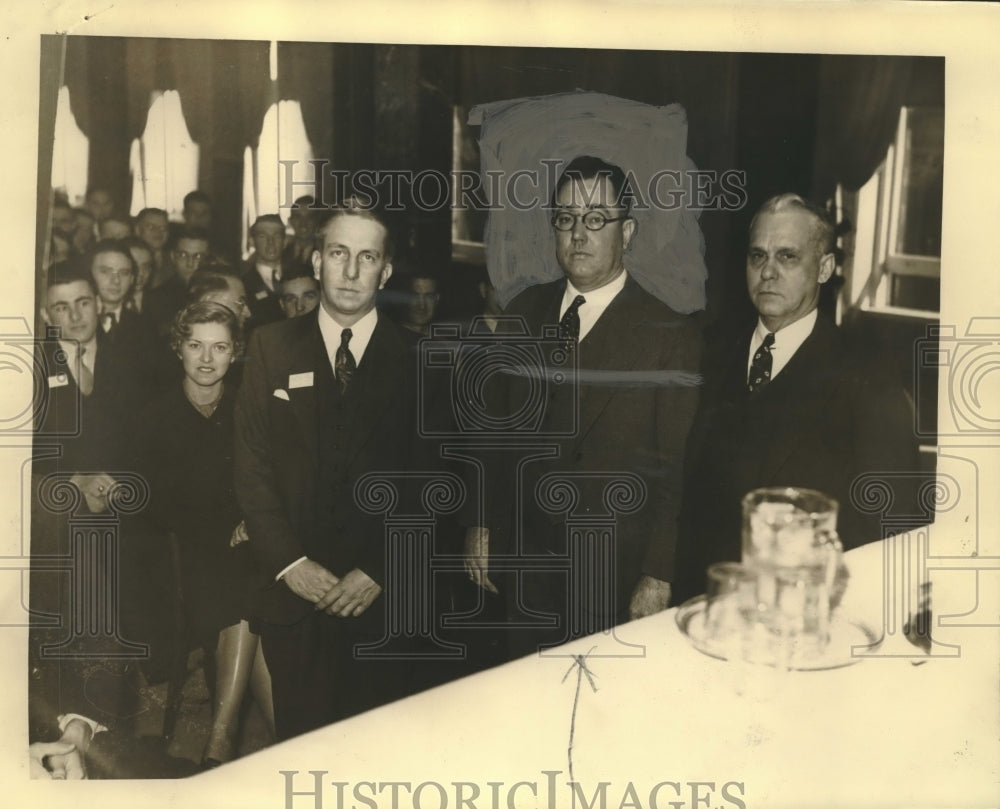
xmin=192 ymin=524 xmax=998 ymax=808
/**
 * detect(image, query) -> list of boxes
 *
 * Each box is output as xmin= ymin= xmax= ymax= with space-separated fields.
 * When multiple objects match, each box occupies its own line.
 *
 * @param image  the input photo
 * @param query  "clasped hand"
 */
xmin=283 ymin=559 xmax=381 ymax=617
xmin=70 ymin=473 xmax=116 ymax=514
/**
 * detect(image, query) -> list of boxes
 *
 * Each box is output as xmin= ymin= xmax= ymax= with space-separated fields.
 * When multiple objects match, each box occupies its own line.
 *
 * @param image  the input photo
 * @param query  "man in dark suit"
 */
xmin=235 ymin=204 xmax=421 ymax=740
xmin=463 ymin=156 xmax=702 ymax=655
xmin=240 ymin=214 xmax=287 ymax=330
xmin=30 ymin=262 xmax=185 ymax=777
xmin=671 ymin=194 xmax=922 ymax=604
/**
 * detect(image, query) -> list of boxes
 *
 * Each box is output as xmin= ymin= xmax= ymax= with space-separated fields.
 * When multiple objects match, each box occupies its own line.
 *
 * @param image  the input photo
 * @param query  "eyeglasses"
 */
xmin=551 ymin=211 xmax=628 ymax=232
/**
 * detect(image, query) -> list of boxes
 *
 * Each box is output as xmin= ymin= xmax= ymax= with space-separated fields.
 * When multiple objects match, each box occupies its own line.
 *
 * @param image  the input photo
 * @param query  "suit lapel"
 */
xmin=749 ymin=318 xmax=841 ymax=483
xmin=569 ymin=278 xmax=645 ymax=450
xmin=285 ymin=315 xmax=325 ymax=468
xmin=338 ymin=314 xmax=405 ymax=469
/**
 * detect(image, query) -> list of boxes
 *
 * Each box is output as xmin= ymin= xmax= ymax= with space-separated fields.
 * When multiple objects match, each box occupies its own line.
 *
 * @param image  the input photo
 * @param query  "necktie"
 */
xmin=78 ymin=345 xmax=94 ymax=396
xmin=271 ymin=267 xmax=282 ymax=291
xmin=747 ymin=332 xmax=775 ymax=393
xmin=101 ymin=312 xmax=116 ymax=333
xmin=559 ymin=295 xmax=587 ymax=344
xmin=335 ymin=328 xmax=356 ymax=393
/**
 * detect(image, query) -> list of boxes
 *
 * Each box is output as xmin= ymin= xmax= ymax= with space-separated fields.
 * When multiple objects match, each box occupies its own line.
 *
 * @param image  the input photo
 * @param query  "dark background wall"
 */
xmin=38 ymin=39 xmax=943 ymax=393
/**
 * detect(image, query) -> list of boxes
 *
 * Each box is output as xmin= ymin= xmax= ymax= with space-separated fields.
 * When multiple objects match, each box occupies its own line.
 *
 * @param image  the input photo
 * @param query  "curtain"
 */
xmin=278 ymin=41 xmax=334 ymax=160
xmin=812 ymin=56 xmax=915 ymax=199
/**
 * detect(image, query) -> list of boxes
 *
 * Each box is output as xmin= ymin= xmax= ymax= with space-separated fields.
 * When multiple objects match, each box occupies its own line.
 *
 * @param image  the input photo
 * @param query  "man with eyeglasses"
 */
xmin=463 ymin=155 xmax=702 ymax=658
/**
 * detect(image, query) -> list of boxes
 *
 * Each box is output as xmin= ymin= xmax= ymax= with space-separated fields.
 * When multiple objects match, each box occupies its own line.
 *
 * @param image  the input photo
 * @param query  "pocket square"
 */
xmin=255 ymin=289 xmax=269 ymax=300
xmin=47 ymin=373 xmax=69 ymax=388
xmin=289 ymin=372 xmax=314 ymax=389
xmin=272 ymin=388 xmax=290 ymax=401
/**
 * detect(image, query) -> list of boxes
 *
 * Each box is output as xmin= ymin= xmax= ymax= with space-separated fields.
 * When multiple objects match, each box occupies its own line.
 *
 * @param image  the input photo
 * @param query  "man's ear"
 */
xmin=379 ymin=262 xmax=393 ymax=289
xmin=312 ymin=250 xmax=322 ymax=282
xmin=818 ymin=252 xmax=836 ymax=284
xmin=622 ymin=217 xmax=637 ymax=251
xmin=40 ymin=306 xmax=51 ymax=326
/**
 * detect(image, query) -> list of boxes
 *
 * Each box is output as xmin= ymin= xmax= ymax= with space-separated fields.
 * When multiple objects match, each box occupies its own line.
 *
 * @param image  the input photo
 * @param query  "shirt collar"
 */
xmin=59 ymin=335 xmax=97 ymax=362
xmin=755 ymin=308 xmax=818 ymax=348
xmin=561 ymin=270 xmax=627 ymax=314
xmin=317 ymin=304 xmax=379 ymax=368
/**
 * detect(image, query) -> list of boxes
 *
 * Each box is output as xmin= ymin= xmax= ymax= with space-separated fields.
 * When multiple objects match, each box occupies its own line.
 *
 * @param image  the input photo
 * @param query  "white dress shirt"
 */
xmin=559 ymin=270 xmax=627 ymax=342
xmin=746 ymin=308 xmax=818 ymax=382
xmin=317 ymin=303 xmax=378 ymax=372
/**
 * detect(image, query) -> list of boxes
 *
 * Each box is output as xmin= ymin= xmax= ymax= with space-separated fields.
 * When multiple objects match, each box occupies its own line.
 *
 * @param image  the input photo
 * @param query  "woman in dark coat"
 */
xmin=136 ymin=301 xmax=273 ymax=765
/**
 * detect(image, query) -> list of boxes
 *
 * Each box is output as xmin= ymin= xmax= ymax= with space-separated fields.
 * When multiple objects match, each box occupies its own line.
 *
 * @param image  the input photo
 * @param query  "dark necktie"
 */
xmin=747 ymin=332 xmax=775 ymax=393
xmin=559 ymin=295 xmax=587 ymax=344
xmin=335 ymin=328 xmax=356 ymax=393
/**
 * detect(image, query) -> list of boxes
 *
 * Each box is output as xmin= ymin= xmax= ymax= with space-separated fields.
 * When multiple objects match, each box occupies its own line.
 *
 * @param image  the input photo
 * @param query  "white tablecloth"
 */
xmin=192 ymin=525 xmax=998 ymax=809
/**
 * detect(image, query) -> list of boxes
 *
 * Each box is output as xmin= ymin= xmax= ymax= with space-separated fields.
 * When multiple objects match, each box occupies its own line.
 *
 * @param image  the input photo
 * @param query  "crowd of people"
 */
xmin=30 ymin=156 xmax=924 ymax=778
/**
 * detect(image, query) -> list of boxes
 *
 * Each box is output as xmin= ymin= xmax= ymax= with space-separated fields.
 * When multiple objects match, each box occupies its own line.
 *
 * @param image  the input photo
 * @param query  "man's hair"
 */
xmin=280 ymin=262 xmax=318 ymax=285
xmin=292 ymin=195 xmax=316 ymax=209
xmin=251 ymin=213 xmax=285 ymax=234
xmin=186 ymin=267 xmax=237 ymax=303
xmin=183 ymin=190 xmax=211 ymax=209
xmin=86 ymin=239 xmax=136 ymax=276
xmin=751 ymin=194 xmax=836 ymax=254
xmin=46 ymin=258 xmax=96 ymax=294
xmin=552 ymin=155 xmax=633 ymax=215
xmin=85 ymin=186 xmax=112 ymax=201
xmin=313 ymin=198 xmax=395 ymax=261
xmin=170 ymin=300 xmax=244 ymax=357
xmin=136 ymin=207 xmax=168 ymax=224
xmin=172 ymin=226 xmax=211 ymax=247
xmin=120 ymin=235 xmax=151 ymax=254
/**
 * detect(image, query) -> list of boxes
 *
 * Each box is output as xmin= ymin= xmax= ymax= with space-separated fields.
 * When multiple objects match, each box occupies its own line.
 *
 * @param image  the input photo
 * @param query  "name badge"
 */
xmin=47 ymin=373 xmax=69 ymax=388
xmin=255 ymin=290 xmax=269 ymax=300
xmin=289 ymin=372 xmax=314 ymax=389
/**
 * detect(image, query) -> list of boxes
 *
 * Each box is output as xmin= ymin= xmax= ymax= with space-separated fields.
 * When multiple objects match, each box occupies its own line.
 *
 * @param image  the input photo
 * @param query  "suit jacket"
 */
xmin=234 ymin=309 xmax=421 ymax=626
xmin=672 ymin=315 xmax=923 ymax=603
xmin=33 ymin=330 xmax=148 ymax=475
xmin=483 ymin=275 xmax=702 ymax=613
xmin=241 ymin=259 xmax=285 ymax=330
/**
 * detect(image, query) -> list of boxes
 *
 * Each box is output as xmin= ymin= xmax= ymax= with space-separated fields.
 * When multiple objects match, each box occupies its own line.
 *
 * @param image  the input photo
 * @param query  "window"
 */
xmin=241 ymin=99 xmax=313 ymax=258
xmin=128 ymin=89 xmax=199 ymax=219
xmin=51 ymin=85 xmax=88 ymax=205
xmin=841 ymin=106 xmax=944 ymax=316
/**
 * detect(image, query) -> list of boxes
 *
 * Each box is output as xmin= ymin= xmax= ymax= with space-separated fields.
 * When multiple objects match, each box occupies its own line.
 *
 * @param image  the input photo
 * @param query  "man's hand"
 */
xmin=314 ymin=568 xmax=382 ymax=617
xmin=282 ymin=559 xmax=340 ymax=603
xmin=70 ymin=473 xmax=116 ymax=514
xmin=230 ymin=520 xmax=249 ymax=548
xmin=629 ymin=575 xmax=672 ymax=621
xmin=29 ymin=741 xmax=77 ymax=779
xmin=463 ymin=526 xmax=498 ymax=594
xmin=46 ymin=718 xmax=93 ymax=779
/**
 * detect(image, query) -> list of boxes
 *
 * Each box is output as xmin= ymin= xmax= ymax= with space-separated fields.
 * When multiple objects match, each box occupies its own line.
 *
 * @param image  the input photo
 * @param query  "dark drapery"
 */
xmin=278 ymin=41 xmax=334 ymax=159
xmin=811 ymin=55 xmax=915 ymax=199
